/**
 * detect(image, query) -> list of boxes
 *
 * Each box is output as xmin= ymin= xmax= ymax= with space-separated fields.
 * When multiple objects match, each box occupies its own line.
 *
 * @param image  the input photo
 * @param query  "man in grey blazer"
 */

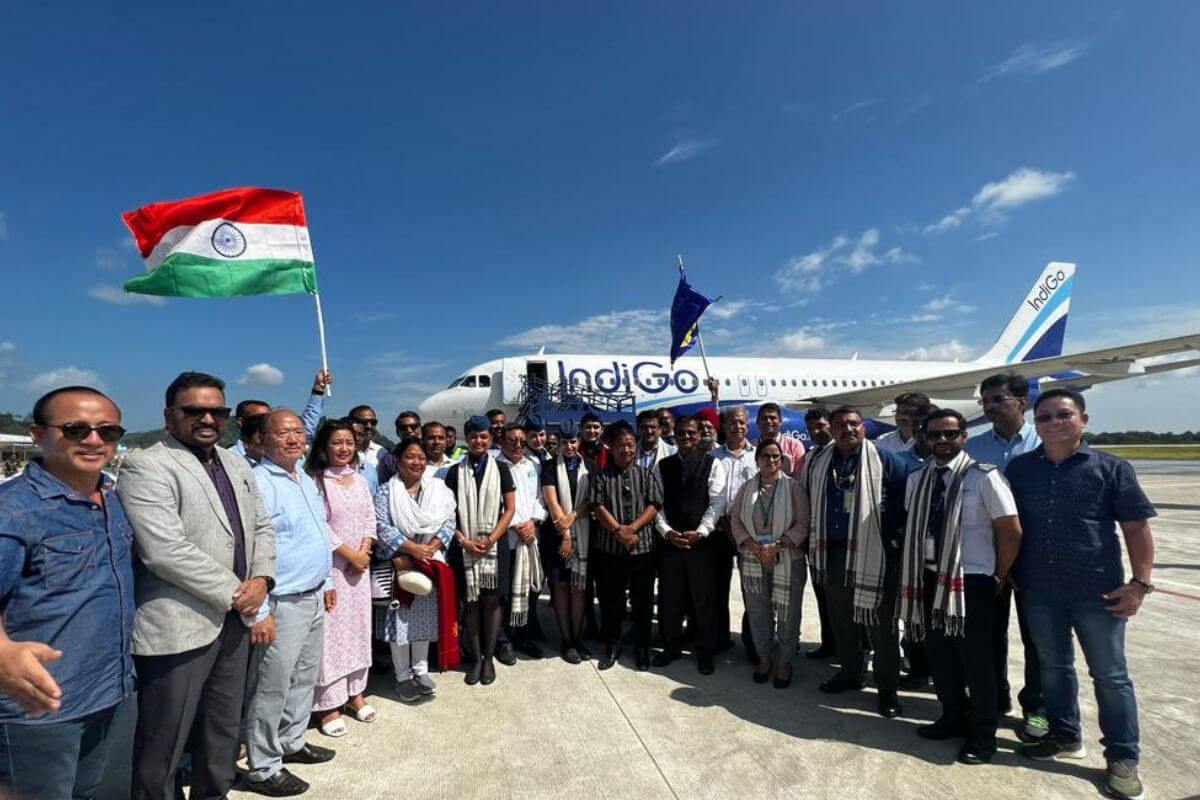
xmin=117 ymin=372 xmax=276 ymax=800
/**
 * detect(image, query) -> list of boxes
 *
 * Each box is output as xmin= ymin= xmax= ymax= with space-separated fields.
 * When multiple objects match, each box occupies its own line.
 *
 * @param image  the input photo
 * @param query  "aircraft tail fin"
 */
xmin=975 ymin=262 xmax=1075 ymax=365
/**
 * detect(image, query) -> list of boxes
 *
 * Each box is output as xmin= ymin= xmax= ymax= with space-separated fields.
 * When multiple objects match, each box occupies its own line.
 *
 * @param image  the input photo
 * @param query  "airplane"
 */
xmin=417 ymin=262 xmax=1200 ymax=442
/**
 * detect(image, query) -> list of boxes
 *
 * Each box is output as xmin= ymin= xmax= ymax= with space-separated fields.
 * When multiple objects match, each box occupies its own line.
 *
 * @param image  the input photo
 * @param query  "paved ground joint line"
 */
xmin=590 ymin=662 xmax=683 ymax=800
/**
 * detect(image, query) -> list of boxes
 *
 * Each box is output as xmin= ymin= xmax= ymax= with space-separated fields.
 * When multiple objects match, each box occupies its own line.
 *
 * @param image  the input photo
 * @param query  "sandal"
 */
xmin=319 ymin=715 xmax=348 ymax=737
xmin=346 ymin=703 xmax=378 ymax=723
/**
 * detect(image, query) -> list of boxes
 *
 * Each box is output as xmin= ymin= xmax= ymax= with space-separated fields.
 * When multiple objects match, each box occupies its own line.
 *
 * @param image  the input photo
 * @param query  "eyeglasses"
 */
xmin=1034 ymin=411 xmax=1077 ymax=424
xmin=355 ymin=418 xmax=379 ymax=428
xmin=44 ymin=423 xmax=126 ymax=443
xmin=834 ymin=420 xmax=862 ymax=429
xmin=924 ymin=430 xmax=963 ymax=441
xmin=175 ymin=405 xmax=232 ymax=421
xmin=978 ymin=394 xmax=1016 ymax=406
xmin=759 ymin=453 xmax=783 ymax=462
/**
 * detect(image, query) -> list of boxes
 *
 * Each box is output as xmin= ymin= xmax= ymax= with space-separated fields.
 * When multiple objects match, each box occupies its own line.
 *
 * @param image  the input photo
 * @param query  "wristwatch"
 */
xmin=1129 ymin=577 xmax=1155 ymax=594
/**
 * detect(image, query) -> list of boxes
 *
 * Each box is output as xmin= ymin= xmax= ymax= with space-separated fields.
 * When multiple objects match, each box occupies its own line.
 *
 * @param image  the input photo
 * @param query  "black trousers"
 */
xmin=810 ymin=575 xmax=835 ymax=649
xmin=924 ymin=572 xmax=999 ymax=753
xmin=594 ymin=550 xmax=656 ymax=648
xmin=994 ymin=583 xmax=1044 ymax=715
xmin=658 ymin=544 xmax=718 ymax=656
xmin=822 ymin=545 xmax=901 ymax=692
xmin=132 ymin=611 xmax=249 ymax=800
xmin=713 ymin=530 xmax=736 ymax=646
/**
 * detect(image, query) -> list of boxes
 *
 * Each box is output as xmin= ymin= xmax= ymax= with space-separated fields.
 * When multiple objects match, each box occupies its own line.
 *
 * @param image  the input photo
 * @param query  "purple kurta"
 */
xmin=315 ymin=473 xmax=375 ymax=688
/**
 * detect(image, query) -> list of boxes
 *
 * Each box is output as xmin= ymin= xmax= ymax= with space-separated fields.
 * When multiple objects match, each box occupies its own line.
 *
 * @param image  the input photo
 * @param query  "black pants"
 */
xmin=595 ymin=550 xmax=656 ymax=648
xmin=925 ymin=572 xmax=999 ymax=753
xmin=658 ymin=544 xmax=717 ymax=656
xmin=903 ymin=635 xmax=932 ymax=677
xmin=822 ymin=545 xmax=901 ymax=692
xmin=994 ymin=583 xmax=1044 ymax=714
xmin=810 ymin=574 xmax=835 ymax=649
xmin=132 ymin=612 xmax=249 ymax=800
xmin=712 ymin=531 xmax=736 ymax=646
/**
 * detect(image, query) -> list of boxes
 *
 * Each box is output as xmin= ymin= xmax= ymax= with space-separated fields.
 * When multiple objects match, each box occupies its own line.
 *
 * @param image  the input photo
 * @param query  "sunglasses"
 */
xmin=45 ymin=423 xmax=126 ymax=443
xmin=1034 ymin=411 xmax=1077 ymax=424
xmin=924 ymin=430 xmax=963 ymax=441
xmin=175 ymin=405 xmax=232 ymax=421
xmin=356 ymin=418 xmax=380 ymax=428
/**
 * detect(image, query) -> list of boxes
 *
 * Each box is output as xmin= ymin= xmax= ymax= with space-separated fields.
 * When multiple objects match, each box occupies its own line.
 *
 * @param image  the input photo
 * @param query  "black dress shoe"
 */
xmin=464 ymin=659 xmax=482 ymax=685
xmin=496 ymin=643 xmax=518 ymax=666
xmin=598 ymin=644 xmax=621 ymax=670
xmin=561 ymin=646 xmax=582 ymax=665
xmin=651 ymin=649 xmax=680 ymax=668
xmin=244 ymin=768 xmax=309 ymax=797
xmin=576 ymin=641 xmax=592 ymax=660
xmin=697 ymin=655 xmax=715 ymax=675
xmin=877 ymin=692 xmax=903 ymax=718
xmin=635 ymin=647 xmax=651 ymax=671
xmin=752 ymin=669 xmax=770 ymax=684
xmin=917 ymin=719 xmax=968 ymax=740
xmin=514 ymin=639 xmax=544 ymax=659
xmin=957 ymin=743 xmax=993 ymax=765
xmin=282 ymin=743 xmax=335 ymax=765
xmin=806 ymin=644 xmax=836 ymax=660
xmin=773 ymin=665 xmax=792 ymax=689
xmin=898 ymin=673 xmax=933 ymax=692
xmin=480 ymin=657 xmax=497 ymax=685
xmin=819 ymin=676 xmax=865 ymax=694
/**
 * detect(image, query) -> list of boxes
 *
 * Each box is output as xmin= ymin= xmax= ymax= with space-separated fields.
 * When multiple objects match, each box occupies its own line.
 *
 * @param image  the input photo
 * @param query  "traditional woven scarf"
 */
xmin=737 ymin=473 xmax=795 ymax=627
xmin=897 ymin=451 xmax=978 ymax=640
xmin=387 ymin=473 xmax=456 ymax=560
xmin=808 ymin=440 xmax=886 ymax=624
xmin=556 ymin=456 xmax=591 ymax=589
xmin=455 ymin=457 xmax=501 ymax=602
xmin=505 ymin=456 xmax=544 ymax=626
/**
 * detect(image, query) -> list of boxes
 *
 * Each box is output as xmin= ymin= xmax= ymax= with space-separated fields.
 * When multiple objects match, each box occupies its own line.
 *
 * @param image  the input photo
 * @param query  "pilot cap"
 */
xmin=558 ymin=420 xmax=580 ymax=439
xmin=465 ymin=415 xmax=490 ymax=434
xmin=523 ymin=414 xmax=545 ymax=433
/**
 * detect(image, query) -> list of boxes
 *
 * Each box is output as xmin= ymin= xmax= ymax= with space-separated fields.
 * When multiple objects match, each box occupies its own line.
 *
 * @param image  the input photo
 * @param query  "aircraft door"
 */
xmin=738 ymin=375 xmax=751 ymax=398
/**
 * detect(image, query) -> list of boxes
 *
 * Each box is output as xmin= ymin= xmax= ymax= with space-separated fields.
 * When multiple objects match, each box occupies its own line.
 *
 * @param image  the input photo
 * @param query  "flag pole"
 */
xmin=313 ymin=291 xmax=332 ymax=397
xmin=678 ymin=254 xmax=718 ymax=410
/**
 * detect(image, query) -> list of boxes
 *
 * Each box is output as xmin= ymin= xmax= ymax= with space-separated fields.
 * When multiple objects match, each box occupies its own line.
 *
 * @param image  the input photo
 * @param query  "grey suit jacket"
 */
xmin=117 ymin=434 xmax=276 ymax=656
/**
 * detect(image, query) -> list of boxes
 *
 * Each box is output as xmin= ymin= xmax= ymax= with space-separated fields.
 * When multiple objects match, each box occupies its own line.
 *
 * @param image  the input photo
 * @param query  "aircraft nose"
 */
xmin=417 ymin=393 xmax=440 ymax=421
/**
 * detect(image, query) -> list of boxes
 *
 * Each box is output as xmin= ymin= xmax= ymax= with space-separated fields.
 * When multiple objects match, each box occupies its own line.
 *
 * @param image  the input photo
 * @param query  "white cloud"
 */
xmin=0 ymin=341 xmax=14 ymax=353
xmin=655 ymin=138 xmax=719 ymax=166
xmin=774 ymin=229 xmax=916 ymax=293
xmin=776 ymin=329 xmax=827 ymax=355
xmin=773 ymin=235 xmax=849 ymax=294
xmin=89 ymin=284 xmax=167 ymax=306
xmin=980 ymin=41 xmax=1089 ymax=83
xmin=501 ymin=308 xmax=667 ymax=353
xmin=923 ymin=167 xmax=1075 ymax=234
xmin=832 ymin=98 xmax=879 ymax=122
xmin=94 ymin=238 xmax=138 ymax=272
xmin=842 ymin=228 xmax=882 ymax=271
xmin=25 ymin=366 xmax=104 ymax=393
xmin=239 ymin=363 xmax=285 ymax=387
xmin=923 ymin=294 xmax=977 ymax=314
xmin=900 ymin=340 xmax=974 ymax=361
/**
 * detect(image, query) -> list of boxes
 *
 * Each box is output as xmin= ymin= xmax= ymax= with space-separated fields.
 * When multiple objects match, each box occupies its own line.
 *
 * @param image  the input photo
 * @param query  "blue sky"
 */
xmin=1 ymin=2 xmax=1198 ymax=431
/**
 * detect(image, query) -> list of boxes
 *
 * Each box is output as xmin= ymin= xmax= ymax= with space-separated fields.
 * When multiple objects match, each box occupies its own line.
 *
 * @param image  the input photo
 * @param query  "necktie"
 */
xmin=926 ymin=466 xmax=951 ymax=555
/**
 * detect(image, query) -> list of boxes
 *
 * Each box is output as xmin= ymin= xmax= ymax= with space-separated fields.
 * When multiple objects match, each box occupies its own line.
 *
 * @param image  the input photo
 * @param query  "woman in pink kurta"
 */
xmin=305 ymin=420 xmax=378 ymax=737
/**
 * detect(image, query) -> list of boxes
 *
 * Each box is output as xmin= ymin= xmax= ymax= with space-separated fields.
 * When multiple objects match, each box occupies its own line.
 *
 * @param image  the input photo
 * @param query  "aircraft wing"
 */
xmin=790 ymin=332 xmax=1200 ymax=410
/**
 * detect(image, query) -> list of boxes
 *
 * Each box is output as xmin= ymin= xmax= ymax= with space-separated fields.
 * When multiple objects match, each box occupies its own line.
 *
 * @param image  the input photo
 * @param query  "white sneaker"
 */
xmin=415 ymin=672 xmax=437 ymax=695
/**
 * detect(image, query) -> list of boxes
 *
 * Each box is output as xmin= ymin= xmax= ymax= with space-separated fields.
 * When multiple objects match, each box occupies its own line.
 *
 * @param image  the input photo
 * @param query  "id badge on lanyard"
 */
xmin=842 ymin=489 xmax=855 ymax=514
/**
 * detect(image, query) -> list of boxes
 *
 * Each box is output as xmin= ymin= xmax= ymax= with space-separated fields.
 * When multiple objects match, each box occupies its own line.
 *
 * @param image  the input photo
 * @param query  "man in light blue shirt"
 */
xmin=243 ymin=409 xmax=336 ymax=795
xmin=963 ymin=372 xmax=1045 ymax=738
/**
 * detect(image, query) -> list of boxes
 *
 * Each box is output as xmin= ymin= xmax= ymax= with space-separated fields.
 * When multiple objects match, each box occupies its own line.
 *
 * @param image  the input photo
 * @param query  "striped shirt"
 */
xmin=589 ymin=462 xmax=664 ymax=556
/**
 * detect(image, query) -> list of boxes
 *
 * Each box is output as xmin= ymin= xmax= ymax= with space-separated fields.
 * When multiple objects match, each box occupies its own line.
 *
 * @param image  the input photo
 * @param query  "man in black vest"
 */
xmin=652 ymin=416 xmax=728 ymax=674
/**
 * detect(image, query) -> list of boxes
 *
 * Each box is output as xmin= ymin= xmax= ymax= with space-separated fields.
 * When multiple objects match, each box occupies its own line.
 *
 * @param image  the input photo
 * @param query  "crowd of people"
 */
xmin=0 ymin=368 xmax=1158 ymax=800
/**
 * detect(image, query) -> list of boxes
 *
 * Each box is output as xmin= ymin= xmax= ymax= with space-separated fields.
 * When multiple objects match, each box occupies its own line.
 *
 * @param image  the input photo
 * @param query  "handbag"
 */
xmin=370 ymin=553 xmax=410 ymax=602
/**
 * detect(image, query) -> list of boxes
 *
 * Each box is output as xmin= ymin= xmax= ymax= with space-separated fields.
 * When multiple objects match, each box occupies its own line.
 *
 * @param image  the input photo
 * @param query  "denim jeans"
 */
xmin=1021 ymin=590 xmax=1140 ymax=762
xmin=0 ymin=695 xmax=131 ymax=799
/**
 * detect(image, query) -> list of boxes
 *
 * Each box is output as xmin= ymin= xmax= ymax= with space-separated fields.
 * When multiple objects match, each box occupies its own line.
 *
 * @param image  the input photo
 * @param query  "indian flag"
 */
xmin=122 ymin=187 xmax=317 ymax=298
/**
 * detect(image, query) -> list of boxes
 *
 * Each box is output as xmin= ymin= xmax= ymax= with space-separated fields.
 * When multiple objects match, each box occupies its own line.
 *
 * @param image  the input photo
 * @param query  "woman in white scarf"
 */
xmin=375 ymin=438 xmax=456 ymax=704
xmin=729 ymin=441 xmax=811 ymax=689
xmin=539 ymin=422 xmax=591 ymax=664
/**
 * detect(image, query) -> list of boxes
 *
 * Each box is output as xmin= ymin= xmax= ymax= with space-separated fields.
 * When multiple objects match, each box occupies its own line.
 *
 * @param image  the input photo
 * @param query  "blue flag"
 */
xmin=670 ymin=269 xmax=718 ymax=363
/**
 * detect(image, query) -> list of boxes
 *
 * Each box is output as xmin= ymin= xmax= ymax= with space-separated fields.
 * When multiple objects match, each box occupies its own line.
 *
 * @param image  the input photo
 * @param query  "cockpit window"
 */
xmin=446 ymin=377 xmax=463 ymax=389
xmin=462 ymin=376 xmax=477 ymax=387
xmin=477 ymin=375 xmax=491 ymax=387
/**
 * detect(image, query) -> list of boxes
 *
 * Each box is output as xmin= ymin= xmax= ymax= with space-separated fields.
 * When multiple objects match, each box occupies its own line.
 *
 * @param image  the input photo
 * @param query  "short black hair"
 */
xmin=165 ymin=372 xmax=224 ymax=408
xmin=604 ymin=420 xmax=636 ymax=444
xmin=756 ymin=402 xmax=782 ymax=419
xmin=235 ymin=399 xmax=269 ymax=419
xmin=894 ymin=391 xmax=930 ymax=409
xmin=674 ymin=414 xmax=699 ymax=431
xmin=486 ymin=408 xmax=505 ymax=421
xmin=804 ymin=407 xmax=830 ymax=423
xmin=501 ymin=422 xmax=525 ymax=441
xmin=421 ymin=421 xmax=445 ymax=436
xmin=347 ymin=404 xmax=376 ymax=419
xmin=829 ymin=405 xmax=862 ymax=423
xmin=636 ymin=409 xmax=659 ymax=424
xmin=656 ymin=408 xmax=674 ymax=419
xmin=755 ymin=439 xmax=784 ymax=460
xmin=392 ymin=410 xmax=420 ymax=433
xmin=920 ymin=407 xmax=966 ymax=433
xmin=979 ymin=372 xmax=1030 ymax=399
xmin=32 ymin=386 xmax=118 ymax=426
xmin=1033 ymin=388 xmax=1086 ymax=414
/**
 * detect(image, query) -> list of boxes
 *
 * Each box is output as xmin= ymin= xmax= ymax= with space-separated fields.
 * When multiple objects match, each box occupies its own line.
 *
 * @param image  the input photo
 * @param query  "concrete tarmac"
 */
xmin=231 ymin=466 xmax=1200 ymax=800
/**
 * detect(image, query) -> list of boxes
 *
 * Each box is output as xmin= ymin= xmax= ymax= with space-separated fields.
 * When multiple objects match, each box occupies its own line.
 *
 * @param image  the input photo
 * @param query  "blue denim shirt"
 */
xmin=251 ymin=457 xmax=333 ymax=622
xmin=1006 ymin=443 xmax=1156 ymax=598
xmin=964 ymin=422 xmax=1040 ymax=469
xmin=0 ymin=460 xmax=135 ymax=723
